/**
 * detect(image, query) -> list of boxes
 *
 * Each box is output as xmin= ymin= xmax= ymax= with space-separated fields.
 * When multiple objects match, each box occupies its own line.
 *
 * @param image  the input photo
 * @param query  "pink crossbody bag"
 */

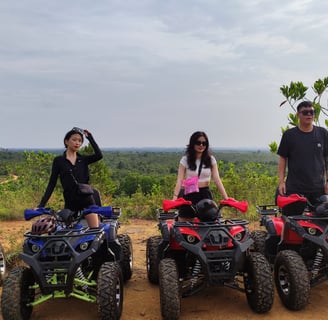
xmin=182 ymin=159 xmax=203 ymax=195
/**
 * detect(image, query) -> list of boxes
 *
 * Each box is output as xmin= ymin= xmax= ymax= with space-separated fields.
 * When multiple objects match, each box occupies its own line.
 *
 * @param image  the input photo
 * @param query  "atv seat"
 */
xmin=277 ymin=194 xmax=307 ymax=216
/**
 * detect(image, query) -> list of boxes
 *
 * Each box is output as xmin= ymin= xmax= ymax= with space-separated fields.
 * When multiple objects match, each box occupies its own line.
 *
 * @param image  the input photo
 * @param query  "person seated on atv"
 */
xmin=38 ymin=127 xmax=103 ymax=228
xmin=172 ymin=131 xmax=228 ymax=221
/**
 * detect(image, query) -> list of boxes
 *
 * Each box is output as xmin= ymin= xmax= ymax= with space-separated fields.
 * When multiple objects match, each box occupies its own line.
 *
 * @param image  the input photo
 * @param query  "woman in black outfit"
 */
xmin=38 ymin=127 xmax=103 ymax=228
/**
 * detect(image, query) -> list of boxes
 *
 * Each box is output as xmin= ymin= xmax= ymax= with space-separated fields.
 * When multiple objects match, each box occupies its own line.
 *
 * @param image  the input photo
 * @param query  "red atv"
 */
xmin=146 ymin=197 xmax=274 ymax=320
xmin=252 ymin=193 xmax=328 ymax=310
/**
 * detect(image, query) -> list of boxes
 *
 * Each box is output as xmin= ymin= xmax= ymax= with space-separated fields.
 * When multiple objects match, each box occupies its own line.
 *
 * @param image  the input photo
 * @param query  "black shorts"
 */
xmin=177 ymin=187 xmax=213 ymax=218
xmin=180 ymin=187 xmax=213 ymax=205
xmin=64 ymin=191 xmax=96 ymax=213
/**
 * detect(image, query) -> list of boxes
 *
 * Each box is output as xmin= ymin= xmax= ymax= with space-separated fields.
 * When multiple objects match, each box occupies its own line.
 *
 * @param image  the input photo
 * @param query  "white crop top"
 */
xmin=180 ymin=155 xmax=216 ymax=183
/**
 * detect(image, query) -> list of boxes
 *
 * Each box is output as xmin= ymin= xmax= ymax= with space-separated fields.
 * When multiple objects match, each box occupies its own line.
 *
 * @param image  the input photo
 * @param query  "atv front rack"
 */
xmin=21 ymin=226 xmax=105 ymax=295
xmin=171 ymin=219 xmax=252 ymax=284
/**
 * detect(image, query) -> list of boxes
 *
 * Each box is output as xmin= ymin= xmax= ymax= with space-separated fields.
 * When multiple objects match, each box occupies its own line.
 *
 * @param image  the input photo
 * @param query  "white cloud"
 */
xmin=0 ymin=0 xmax=327 ymax=149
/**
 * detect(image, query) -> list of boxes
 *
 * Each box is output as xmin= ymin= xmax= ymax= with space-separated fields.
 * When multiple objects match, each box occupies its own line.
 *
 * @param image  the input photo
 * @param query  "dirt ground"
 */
xmin=1 ymin=219 xmax=328 ymax=320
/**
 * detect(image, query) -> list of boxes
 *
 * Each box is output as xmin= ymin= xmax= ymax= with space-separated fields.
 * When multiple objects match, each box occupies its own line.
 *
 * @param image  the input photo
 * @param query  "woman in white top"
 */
xmin=173 ymin=131 xmax=228 ymax=219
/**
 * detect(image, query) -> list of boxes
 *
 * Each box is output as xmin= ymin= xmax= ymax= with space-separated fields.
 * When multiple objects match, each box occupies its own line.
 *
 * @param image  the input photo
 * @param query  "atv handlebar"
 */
xmin=219 ymin=198 xmax=248 ymax=212
xmin=257 ymin=194 xmax=328 ymax=217
xmin=162 ymin=197 xmax=248 ymax=213
xmin=276 ymin=194 xmax=307 ymax=208
xmin=24 ymin=207 xmax=54 ymax=220
xmin=24 ymin=205 xmax=117 ymax=221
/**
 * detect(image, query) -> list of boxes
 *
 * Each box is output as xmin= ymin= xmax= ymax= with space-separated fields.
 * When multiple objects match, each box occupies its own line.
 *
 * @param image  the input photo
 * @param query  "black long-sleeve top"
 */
xmin=39 ymin=134 xmax=103 ymax=207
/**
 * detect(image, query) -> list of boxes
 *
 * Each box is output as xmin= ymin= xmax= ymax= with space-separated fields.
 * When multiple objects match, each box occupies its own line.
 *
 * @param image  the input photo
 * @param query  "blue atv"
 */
xmin=1 ymin=205 xmax=133 ymax=320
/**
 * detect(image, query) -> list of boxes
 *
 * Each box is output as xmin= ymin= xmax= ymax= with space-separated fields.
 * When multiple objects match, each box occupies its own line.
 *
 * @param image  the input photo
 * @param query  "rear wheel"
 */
xmin=159 ymin=258 xmax=180 ymax=320
xmin=1 ymin=266 xmax=35 ymax=320
xmin=274 ymin=250 xmax=310 ymax=310
xmin=97 ymin=262 xmax=123 ymax=320
xmin=0 ymin=243 xmax=6 ymax=285
xmin=250 ymin=230 xmax=267 ymax=255
xmin=244 ymin=252 xmax=274 ymax=313
xmin=146 ymin=236 xmax=161 ymax=284
xmin=118 ymin=233 xmax=133 ymax=281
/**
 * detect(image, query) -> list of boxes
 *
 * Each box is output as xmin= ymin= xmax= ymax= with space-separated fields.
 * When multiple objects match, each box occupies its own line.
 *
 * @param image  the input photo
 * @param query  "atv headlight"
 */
xmin=79 ymin=242 xmax=89 ymax=251
xmin=185 ymin=235 xmax=197 ymax=244
xmin=31 ymin=244 xmax=40 ymax=253
xmin=182 ymin=234 xmax=199 ymax=244
xmin=233 ymin=232 xmax=244 ymax=242
xmin=307 ymin=227 xmax=318 ymax=236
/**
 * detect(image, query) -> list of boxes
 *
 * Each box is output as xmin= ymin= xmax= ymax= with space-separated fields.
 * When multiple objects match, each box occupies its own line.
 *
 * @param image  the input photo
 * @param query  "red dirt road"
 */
xmin=1 ymin=219 xmax=328 ymax=320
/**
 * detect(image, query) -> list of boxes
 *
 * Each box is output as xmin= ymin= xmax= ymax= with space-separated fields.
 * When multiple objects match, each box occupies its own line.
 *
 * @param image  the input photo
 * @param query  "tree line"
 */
xmin=0 ymin=148 xmax=279 ymax=220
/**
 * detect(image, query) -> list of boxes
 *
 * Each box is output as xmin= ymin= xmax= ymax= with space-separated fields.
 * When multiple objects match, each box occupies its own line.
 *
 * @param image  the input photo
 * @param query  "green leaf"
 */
xmin=279 ymin=100 xmax=287 ymax=107
xmin=269 ymin=142 xmax=277 ymax=154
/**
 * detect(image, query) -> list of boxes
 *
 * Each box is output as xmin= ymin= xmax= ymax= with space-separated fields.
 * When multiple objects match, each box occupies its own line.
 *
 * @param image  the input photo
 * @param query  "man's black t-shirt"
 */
xmin=277 ymin=126 xmax=328 ymax=194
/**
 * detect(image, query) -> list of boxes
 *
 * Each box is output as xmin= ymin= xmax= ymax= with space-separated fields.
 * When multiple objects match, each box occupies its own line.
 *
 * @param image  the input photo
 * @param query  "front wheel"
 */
xmin=97 ymin=262 xmax=123 ymax=320
xmin=0 ymin=243 xmax=6 ymax=285
xmin=1 ymin=266 xmax=35 ymax=320
xmin=159 ymin=258 xmax=180 ymax=320
xmin=274 ymin=250 xmax=310 ymax=310
xmin=244 ymin=252 xmax=274 ymax=313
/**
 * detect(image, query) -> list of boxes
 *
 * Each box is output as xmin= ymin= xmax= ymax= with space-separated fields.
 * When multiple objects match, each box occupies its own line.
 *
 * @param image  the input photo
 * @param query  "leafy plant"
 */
xmin=270 ymin=76 xmax=328 ymax=153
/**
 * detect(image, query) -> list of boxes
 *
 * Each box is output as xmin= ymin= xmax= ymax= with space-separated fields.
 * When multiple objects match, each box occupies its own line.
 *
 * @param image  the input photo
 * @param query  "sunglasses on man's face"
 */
xmin=195 ymin=140 xmax=207 ymax=146
xmin=300 ymin=109 xmax=315 ymax=116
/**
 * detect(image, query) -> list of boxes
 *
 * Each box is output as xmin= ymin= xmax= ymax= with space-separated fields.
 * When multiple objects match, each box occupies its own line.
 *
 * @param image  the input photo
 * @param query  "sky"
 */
xmin=1 ymin=0 xmax=327 ymax=150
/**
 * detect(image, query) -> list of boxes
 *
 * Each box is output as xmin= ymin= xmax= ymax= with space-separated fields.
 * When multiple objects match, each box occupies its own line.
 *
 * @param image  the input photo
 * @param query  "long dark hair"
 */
xmin=185 ymin=131 xmax=212 ymax=170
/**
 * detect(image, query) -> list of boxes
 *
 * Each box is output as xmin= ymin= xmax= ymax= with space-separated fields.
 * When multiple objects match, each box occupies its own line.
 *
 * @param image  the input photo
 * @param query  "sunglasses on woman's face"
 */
xmin=195 ymin=140 xmax=207 ymax=146
xmin=299 ymin=109 xmax=315 ymax=116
